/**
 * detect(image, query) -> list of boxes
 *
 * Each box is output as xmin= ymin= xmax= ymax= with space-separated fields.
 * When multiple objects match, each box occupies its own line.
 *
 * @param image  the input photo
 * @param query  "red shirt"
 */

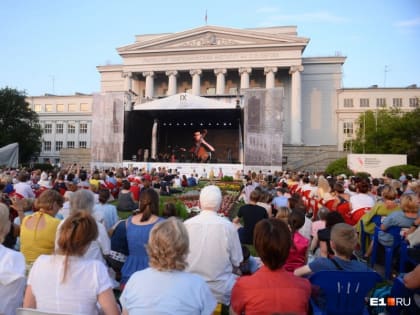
xmin=231 ymin=266 xmax=311 ymax=315
xmin=284 ymin=232 xmax=309 ymax=272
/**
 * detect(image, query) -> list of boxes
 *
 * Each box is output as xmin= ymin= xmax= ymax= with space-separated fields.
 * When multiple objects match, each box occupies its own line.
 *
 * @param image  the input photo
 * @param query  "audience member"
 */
xmin=20 ymin=189 xmax=64 ymax=266
xmin=0 ymin=203 xmax=25 ymax=315
xmin=231 ymin=218 xmax=311 ymax=315
xmin=120 ymin=218 xmax=216 ymax=314
xmin=284 ymin=210 xmax=309 ymax=272
xmin=23 ymin=211 xmax=120 ymax=315
xmin=294 ymin=223 xmax=372 ymax=277
xmin=120 ymin=188 xmax=164 ymax=287
xmin=233 ymin=190 xmax=268 ymax=245
xmin=184 ymin=185 xmax=243 ymax=305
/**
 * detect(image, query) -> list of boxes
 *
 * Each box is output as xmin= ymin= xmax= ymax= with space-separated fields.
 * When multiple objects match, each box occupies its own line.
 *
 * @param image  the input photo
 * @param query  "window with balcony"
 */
xmin=67 ymin=141 xmax=75 ymax=149
xmin=79 ymin=141 xmax=87 ymax=149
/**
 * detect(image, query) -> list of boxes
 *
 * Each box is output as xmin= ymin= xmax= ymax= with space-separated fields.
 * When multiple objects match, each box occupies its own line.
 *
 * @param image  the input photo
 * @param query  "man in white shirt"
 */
xmin=14 ymin=172 xmax=35 ymax=199
xmin=184 ymin=185 xmax=243 ymax=305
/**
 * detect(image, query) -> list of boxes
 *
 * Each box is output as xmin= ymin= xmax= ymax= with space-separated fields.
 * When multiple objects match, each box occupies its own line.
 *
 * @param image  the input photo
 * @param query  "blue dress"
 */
xmin=121 ymin=215 xmax=165 ymax=285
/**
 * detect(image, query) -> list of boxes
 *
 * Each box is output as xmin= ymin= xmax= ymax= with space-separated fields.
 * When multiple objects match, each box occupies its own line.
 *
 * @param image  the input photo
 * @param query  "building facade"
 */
xmin=337 ymin=86 xmax=419 ymax=152
xmin=28 ymin=25 xmax=419 ymax=170
xmin=27 ymin=94 xmax=93 ymax=164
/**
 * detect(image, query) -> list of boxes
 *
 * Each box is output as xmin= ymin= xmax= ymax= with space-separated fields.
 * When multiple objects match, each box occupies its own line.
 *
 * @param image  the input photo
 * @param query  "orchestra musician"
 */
xmin=190 ymin=130 xmax=215 ymax=162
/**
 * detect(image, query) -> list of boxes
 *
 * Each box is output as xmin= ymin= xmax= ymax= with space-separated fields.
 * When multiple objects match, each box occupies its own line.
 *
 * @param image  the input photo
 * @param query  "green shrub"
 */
xmin=384 ymin=164 xmax=420 ymax=179
xmin=355 ymin=172 xmax=371 ymax=180
xmin=222 ymin=175 xmax=234 ymax=182
xmin=175 ymin=200 xmax=189 ymax=220
xmin=325 ymin=158 xmax=352 ymax=176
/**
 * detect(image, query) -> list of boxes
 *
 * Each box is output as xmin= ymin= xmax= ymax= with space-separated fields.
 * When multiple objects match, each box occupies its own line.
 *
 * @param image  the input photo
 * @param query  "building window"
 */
xmin=79 ymin=141 xmax=87 ymax=149
xmin=44 ymin=123 xmax=52 ymax=134
xmin=55 ymin=141 xmax=63 ymax=151
xmin=80 ymin=103 xmax=90 ymax=112
xmin=343 ymin=141 xmax=352 ymax=152
xmin=343 ymin=98 xmax=354 ymax=107
xmin=45 ymin=104 xmax=54 ymax=112
xmin=343 ymin=122 xmax=353 ymax=136
xmin=56 ymin=123 xmax=63 ymax=134
xmin=34 ymin=104 xmax=42 ymax=112
xmin=393 ymin=98 xmax=402 ymax=107
xmin=68 ymin=103 xmax=77 ymax=112
xmin=44 ymin=141 xmax=51 ymax=152
xmin=409 ymin=98 xmax=419 ymax=108
xmin=79 ymin=123 xmax=88 ymax=134
xmin=376 ymin=98 xmax=386 ymax=107
xmin=68 ymin=123 xmax=76 ymax=134
xmin=57 ymin=104 xmax=65 ymax=112
xmin=360 ymin=98 xmax=369 ymax=107
xmin=67 ymin=141 xmax=75 ymax=149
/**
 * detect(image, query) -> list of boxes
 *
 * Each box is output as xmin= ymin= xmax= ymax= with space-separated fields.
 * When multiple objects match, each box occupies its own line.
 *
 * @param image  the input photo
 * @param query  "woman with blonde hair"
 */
xmin=20 ymin=189 xmax=64 ymax=265
xmin=23 ymin=211 xmax=120 ymax=315
xmin=120 ymin=217 xmax=216 ymax=314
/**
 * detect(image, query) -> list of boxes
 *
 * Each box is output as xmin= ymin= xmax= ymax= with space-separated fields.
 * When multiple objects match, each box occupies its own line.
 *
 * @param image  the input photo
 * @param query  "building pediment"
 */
xmin=118 ymin=25 xmax=308 ymax=55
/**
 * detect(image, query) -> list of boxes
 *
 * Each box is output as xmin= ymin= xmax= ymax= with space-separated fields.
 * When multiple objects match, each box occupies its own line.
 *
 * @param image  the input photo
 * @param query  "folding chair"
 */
xmin=360 ymin=215 xmax=382 ymax=256
xmin=309 ymin=270 xmax=382 ymax=315
xmin=370 ymin=225 xmax=402 ymax=279
xmin=387 ymin=276 xmax=420 ymax=315
xmin=399 ymin=240 xmax=420 ymax=274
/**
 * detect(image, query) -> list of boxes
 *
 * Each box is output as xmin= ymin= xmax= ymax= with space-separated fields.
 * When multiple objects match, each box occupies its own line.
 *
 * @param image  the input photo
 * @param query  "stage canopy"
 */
xmin=133 ymin=93 xmax=237 ymax=110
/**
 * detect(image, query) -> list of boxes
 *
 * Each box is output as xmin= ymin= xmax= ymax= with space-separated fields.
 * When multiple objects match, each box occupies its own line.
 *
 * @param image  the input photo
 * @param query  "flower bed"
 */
xmin=176 ymin=189 xmax=240 ymax=217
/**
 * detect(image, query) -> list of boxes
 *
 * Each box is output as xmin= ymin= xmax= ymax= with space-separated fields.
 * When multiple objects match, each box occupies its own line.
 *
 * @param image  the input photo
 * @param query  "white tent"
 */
xmin=133 ymin=93 xmax=237 ymax=110
xmin=0 ymin=143 xmax=19 ymax=168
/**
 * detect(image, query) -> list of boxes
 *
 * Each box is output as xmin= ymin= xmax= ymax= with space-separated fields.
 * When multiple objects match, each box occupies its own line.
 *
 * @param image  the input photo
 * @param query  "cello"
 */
xmin=190 ymin=129 xmax=214 ymax=162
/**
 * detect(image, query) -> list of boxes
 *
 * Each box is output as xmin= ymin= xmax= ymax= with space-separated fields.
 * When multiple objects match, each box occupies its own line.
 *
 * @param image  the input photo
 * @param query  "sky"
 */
xmin=0 ymin=0 xmax=419 ymax=96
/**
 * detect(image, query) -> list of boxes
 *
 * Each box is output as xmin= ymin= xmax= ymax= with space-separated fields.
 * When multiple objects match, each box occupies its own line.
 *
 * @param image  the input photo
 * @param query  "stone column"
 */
xmin=142 ymin=71 xmax=155 ymax=98
xmin=151 ymin=119 xmax=158 ymax=160
xmin=123 ymin=72 xmax=132 ymax=91
xmin=214 ymin=68 xmax=227 ymax=94
xmin=289 ymin=65 xmax=304 ymax=145
xmin=166 ymin=70 xmax=178 ymax=96
xmin=189 ymin=69 xmax=202 ymax=96
xmin=239 ymin=67 xmax=252 ymax=90
xmin=264 ymin=67 xmax=278 ymax=88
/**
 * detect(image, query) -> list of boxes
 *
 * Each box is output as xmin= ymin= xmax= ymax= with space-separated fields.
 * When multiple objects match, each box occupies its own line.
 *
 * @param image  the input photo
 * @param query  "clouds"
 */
xmin=394 ymin=16 xmax=420 ymax=28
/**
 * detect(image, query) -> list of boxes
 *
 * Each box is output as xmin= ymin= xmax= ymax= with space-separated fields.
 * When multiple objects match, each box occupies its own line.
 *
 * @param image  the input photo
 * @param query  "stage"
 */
xmin=124 ymin=161 xmax=244 ymax=177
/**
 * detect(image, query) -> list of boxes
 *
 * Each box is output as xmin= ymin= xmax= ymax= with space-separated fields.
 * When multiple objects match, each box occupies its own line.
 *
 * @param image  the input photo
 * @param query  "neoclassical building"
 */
xmin=28 ymin=25 xmax=419 ymax=171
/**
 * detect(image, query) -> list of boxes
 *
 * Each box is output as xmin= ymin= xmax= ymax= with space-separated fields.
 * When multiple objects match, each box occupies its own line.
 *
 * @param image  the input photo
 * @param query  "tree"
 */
xmin=0 ymin=87 xmax=42 ymax=163
xmin=346 ymin=108 xmax=420 ymax=166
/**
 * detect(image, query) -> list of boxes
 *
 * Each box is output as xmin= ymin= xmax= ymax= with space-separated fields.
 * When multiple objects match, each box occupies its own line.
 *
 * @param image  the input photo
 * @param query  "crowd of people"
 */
xmin=0 ymin=164 xmax=419 ymax=314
